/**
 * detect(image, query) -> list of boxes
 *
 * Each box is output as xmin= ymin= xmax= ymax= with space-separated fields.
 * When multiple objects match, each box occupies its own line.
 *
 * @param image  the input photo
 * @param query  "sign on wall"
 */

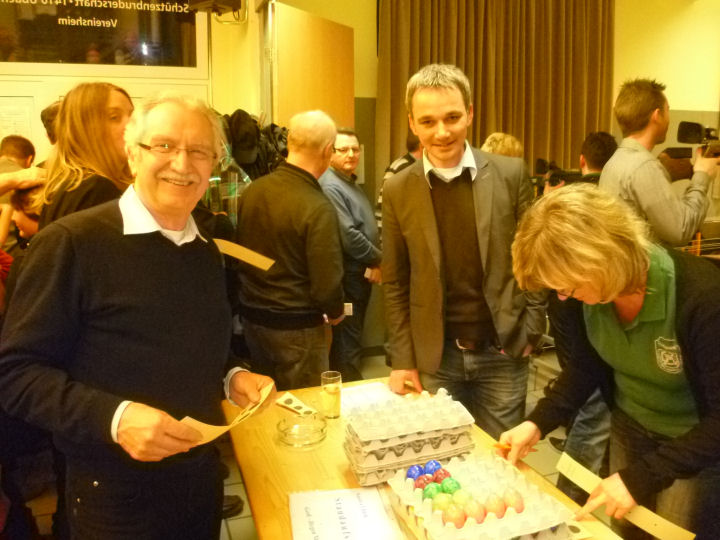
xmin=0 ymin=0 xmax=197 ymax=67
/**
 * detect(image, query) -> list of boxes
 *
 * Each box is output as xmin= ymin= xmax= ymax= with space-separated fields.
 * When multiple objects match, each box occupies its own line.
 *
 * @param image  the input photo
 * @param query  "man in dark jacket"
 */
xmin=236 ymin=110 xmax=345 ymax=391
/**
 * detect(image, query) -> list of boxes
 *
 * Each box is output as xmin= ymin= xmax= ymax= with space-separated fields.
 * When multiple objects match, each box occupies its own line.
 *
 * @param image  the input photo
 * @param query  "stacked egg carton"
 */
xmin=344 ymin=389 xmax=475 ymax=486
xmin=387 ymin=453 xmax=574 ymax=540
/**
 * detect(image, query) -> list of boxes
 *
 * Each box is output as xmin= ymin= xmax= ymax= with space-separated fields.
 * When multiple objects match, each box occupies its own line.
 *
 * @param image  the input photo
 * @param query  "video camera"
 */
xmin=533 ymin=158 xmax=583 ymax=187
xmin=677 ymin=121 xmax=720 ymax=158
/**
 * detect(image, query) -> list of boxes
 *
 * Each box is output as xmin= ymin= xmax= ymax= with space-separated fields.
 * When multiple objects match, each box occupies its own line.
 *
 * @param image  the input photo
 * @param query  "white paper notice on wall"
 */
xmin=289 ymin=488 xmax=402 ymax=540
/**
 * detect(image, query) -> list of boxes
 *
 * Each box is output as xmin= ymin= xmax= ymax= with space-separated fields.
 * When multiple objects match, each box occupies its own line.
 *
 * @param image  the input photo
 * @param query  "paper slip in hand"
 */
xmin=180 ymin=383 xmax=274 ymax=445
xmin=556 ymin=452 xmax=695 ymax=540
xmin=214 ymin=238 xmax=274 ymax=271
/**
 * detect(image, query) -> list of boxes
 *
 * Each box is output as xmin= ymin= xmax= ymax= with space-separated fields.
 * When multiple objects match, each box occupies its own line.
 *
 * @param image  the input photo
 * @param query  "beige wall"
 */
xmin=209 ymin=0 xmax=377 ymax=118
xmin=614 ymin=0 xmax=720 ymax=112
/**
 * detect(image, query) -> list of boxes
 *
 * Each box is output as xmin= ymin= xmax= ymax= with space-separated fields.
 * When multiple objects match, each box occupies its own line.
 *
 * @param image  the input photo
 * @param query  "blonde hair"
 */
xmin=43 ymin=82 xmax=133 ymax=205
xmin=512 ymin=183 xmax=651 ymax=301
xmin=480 ymin=132 xmax=523 ymax=157
xmin=406 ymin=64 xmax=472 ymax=115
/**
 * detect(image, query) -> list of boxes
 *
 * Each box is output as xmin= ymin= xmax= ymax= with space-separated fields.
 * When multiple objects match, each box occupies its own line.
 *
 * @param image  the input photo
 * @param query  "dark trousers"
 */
xmin=329 ymin=269 xmax=371 ymax=382
xmin=66 ymin=449 xmax=223 ymax=540
xmin=610 ymin=409 xmax=720 ymax=540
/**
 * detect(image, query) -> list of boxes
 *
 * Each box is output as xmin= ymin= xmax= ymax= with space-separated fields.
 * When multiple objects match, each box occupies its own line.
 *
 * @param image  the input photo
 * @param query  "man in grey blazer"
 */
xmin=382 ymin=64 xmax=545 ymax=439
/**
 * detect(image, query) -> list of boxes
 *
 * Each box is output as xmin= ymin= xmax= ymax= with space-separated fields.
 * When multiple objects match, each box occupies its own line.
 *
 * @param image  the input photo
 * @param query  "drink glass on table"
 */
xmin=320 ymin=371 xmax=342 ymax=419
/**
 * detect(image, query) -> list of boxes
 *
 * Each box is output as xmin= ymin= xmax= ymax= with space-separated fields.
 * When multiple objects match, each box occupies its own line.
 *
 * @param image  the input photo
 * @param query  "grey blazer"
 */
xmin=381 ymin=147 xmax=545 ymax=374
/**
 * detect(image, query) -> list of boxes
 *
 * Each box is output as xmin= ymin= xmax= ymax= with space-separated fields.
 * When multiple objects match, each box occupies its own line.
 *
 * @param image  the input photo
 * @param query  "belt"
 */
xmin=455 ymin=338 xmax=494 ymax=351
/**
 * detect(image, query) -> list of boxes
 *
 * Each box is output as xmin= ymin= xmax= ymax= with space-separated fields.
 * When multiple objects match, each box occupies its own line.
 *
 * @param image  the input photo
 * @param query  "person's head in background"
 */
xmin=614 ymin=78 xmax=668 ymax=148
xmin=40 ymin=100 xmax=62 ymax=145
xmin=286 ymin=110 xmax=337 ymax=179
xmin=480 ymin=132 xmax=523 ymax=158
xmin=10 ymin=186 xmax=42 ymax=238
xmin=0 ymin=135 xmax=35 ymax=169
xmin=331 ymin=128 xmax=361 ymax=176
xmin=406 ymin=63 xmax=473 ymax=169
xmin=43 ymin=82 xmax=134 ymax=205
xmin=580 ymin=131 xmax=617 ymax=174
xmin=406 ymin=131 xmax=422 ymax=159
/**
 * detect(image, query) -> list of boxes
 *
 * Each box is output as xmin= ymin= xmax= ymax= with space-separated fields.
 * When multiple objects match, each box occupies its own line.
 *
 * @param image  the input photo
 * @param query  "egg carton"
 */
xmin=346 ymin=388 xmax=474 ymax=442
xmin=346 ymin=444 xmax=474 ymax=486
xmin=346 ymin=423 xmax=472 ymax=453
xmin=345 ymin=429 xmax=475 ymax=469
xmin=387 ymin=453 xmax=574 ymax=540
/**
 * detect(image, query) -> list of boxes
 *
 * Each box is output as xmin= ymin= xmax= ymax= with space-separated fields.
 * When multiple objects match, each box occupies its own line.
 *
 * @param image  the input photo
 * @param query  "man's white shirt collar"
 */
xmin=422 ymin=141 xmax=477 ymax=186
xmin=119 ymin=185 xmax=206 ymax=246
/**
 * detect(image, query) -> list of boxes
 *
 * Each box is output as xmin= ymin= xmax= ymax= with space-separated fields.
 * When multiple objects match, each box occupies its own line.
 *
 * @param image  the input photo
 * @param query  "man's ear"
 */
xmin=24 ymin=155 xmax=34 ymax=168
xmin=579 ymin=154 xmax=587 ymax=171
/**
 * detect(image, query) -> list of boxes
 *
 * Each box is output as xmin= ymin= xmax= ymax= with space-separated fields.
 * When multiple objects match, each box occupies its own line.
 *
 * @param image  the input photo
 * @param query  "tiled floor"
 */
xmin=26 ymin=348 xmax=591 ymax=539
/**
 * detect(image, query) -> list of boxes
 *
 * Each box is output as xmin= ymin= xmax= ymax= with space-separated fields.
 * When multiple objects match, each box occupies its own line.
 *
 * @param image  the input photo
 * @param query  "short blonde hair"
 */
xmin=480 ymin=132 xmax=523 ymax=157
xmin=512 ymin=183 xmax=651 ymax=301
xmin=406 ymin=64 xmax=472 ymax=115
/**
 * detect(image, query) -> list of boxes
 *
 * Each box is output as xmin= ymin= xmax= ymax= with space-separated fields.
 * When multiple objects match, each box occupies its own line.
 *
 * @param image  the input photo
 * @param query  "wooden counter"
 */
xmin=223 ymin=378 xmax=617 ymax=539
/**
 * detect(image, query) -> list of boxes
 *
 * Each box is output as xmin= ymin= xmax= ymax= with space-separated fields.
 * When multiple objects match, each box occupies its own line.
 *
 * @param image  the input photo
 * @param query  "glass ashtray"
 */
xmin=277 ymin=413 xmax=327 ymax=447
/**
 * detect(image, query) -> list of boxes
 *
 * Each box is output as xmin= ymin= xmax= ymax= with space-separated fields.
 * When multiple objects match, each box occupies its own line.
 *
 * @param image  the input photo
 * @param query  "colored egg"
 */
xmin=442 ymin=503 xmax=467 ymax=528
xmin=432 ymin=492 xmax=453 ymax=512
xmin=503 ymin=488 xmax=525 ymax=513
xmin=432 ymin=468 xmax=452 ymax=483
xmin=422 ymin=483 xmax=442 ymax=500
xmin=463 ymin=498 xmax=486 ymax=523
xmin=406 ymin=464 xmax=424 ymax=480
xmin=440 ymin=477 xmax=462 ymax=494
xmin=423 ymin=459 xmax=442 ymax=475
xmin=414 ymin=474 xmax=434 ymax=490
xmin=485 ymin=493 xmax=507 ymax=518
xmin=451 ymin=488 xmax=471 ymax=506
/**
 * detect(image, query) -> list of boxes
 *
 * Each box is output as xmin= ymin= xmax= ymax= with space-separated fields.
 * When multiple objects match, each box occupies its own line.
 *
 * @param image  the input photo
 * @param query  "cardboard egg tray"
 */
xmin=347 ymin=389 xmax=474 ymax=442
xmin=387 ymin=454 xmax=574 ymax=540
xmin=344 ymin=389 xmax=475 ymax=486
xmin=344 ymin=430 xmax=474 ymax=469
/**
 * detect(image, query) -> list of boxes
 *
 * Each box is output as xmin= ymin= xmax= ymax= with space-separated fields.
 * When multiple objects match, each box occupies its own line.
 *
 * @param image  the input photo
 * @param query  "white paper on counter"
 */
xmin=289 ymin=488 xmax=402 ymax=540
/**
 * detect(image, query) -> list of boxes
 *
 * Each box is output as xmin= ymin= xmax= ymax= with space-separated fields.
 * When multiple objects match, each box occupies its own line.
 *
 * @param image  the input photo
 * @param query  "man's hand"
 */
xmin=575 ymin=473 xmax=637 ymax=520
xmin=117 ymin=402 xmax=202 ymax=462
xmin=365 ymin=266 xmax=382 ymax=284
xmin=693 ymin=147 xmax=719 ymax=177
xmin=324 ymin=313 xmax=345 ymax=326
xmin=0 ymin=166 xmax=47 ymax=195
xmin=389 ymin=369 xmax=423 ymax=394
xmin=497 ymin=421 xmax=541 ymax=464
xmin=229 ymin=370 xmax=276 ymax=410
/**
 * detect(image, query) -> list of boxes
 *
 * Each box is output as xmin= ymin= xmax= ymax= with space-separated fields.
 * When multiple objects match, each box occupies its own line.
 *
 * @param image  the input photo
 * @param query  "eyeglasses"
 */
xmin=137 ymin=142 xmax=217 ymax=162
xmin=333 ymin=146 xmax=361 ymax=155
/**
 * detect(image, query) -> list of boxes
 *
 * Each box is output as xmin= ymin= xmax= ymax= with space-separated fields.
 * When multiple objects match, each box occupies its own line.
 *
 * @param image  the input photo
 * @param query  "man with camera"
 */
xmin=599 ymin=78 xmax=719 ymax=246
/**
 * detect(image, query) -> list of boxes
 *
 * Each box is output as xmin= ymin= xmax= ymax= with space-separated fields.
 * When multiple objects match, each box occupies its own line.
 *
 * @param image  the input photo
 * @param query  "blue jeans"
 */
xmin=329 ymin=269 xmax=371 ymax=382
xmin=420 ymin=340 xmax=529 ymax=440
xmin=556 ymin=389 xmax=611 ymax=504
xmin=242 ymin=318 xmax=329 ymax=391
xmin=609 ymin=408 xmax=720 ymax=540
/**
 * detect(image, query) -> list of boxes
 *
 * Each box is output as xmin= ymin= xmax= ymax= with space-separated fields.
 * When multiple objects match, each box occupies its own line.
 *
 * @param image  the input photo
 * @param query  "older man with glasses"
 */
xmin=0 ymin=93 xmax=275 ymax=539
xmin=319 ymin=128 xmax=382 ymax=381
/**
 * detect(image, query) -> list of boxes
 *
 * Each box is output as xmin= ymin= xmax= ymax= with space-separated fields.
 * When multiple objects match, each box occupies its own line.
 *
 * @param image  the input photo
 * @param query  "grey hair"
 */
xmin=124 ymin=92 xmax=227 ymax=166
xmin=287 ymin=110 xmax=337 ymax=154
